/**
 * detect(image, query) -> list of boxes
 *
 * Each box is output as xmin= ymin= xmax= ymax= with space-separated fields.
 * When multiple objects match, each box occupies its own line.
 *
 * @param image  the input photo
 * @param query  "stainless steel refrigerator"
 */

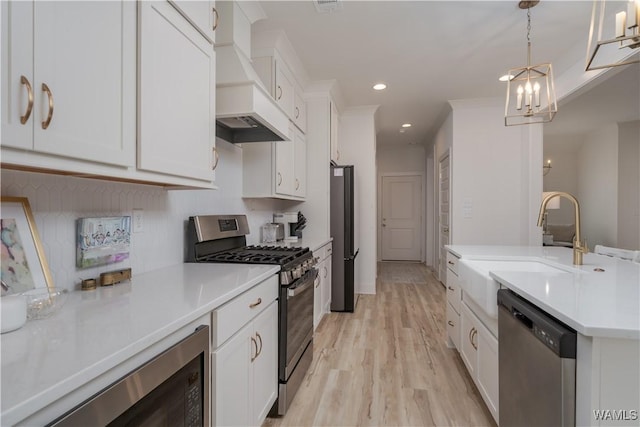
xmin=330 ymin=163 xmax=358 ymax=312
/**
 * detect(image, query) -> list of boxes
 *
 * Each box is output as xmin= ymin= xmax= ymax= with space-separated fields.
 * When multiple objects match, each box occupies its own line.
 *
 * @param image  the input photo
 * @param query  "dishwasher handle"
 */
xmin=512 ymin=308 xmax=533 ymax=329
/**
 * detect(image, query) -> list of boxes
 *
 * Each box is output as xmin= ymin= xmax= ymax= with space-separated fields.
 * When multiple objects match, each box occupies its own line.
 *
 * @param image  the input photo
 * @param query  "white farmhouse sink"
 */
xmin=457 ymin=259 xmax=573 ymax=319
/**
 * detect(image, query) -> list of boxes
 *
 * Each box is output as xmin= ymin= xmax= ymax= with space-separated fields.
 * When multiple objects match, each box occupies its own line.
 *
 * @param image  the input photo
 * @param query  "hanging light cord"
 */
xmin=527 ymin=7 xmax=532 ymax=68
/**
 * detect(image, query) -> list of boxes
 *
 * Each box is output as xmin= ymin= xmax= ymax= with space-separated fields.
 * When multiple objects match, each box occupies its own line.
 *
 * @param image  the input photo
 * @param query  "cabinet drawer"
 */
xmin=316 ymin=242 xmax=333 ymax=261
xmin=446 ymin=301 xmax=460 ymax=350
xmin=211 ymin=275 xmax=278 ymax=348
xmin=446 ymin=268 xmax=461 ymax=313
xmin=446 ymin=251 xmax=459 ymax=275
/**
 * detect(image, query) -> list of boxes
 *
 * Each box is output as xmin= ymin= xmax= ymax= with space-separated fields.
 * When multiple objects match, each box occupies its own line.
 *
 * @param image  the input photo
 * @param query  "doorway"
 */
xmin=380 ymin=174 xmax=423 ymax=261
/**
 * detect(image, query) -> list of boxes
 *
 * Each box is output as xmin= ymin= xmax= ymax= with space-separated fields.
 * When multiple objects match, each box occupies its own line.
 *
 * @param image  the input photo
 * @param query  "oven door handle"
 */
xmin=287 ymin=278 xmax=314 ymax=298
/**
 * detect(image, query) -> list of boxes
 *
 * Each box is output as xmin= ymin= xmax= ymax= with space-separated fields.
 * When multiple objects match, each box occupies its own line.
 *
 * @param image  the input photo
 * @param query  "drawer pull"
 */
xmin=447 ymin=286 xmax=454 ymax=291
xmin=249 ymin=297 xmax=262 ymax=308
xmin=20 ymin=75 xmax=34 ymax=124
xmin=447 ymin=320 xmax=455 ymax=327
xmin=448 ymin=260 xmax=455 ymax=265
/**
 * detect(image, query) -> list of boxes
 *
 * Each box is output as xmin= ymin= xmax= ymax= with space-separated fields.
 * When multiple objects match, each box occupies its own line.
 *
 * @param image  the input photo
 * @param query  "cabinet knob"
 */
xmin=41 ymin=83 xmax=54 ymax=130
xmin=211 ymin=147 xmax=219 ymax=171
xmin=20 ymin=76 xmax=34 ymax=125
xmin=212 ymin=6 xmax=219 ymax=31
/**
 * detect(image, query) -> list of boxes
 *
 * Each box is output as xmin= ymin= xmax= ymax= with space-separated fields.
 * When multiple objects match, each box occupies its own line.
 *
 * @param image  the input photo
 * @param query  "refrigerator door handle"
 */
xmin=345 ymin=249 xmax=359 ymax=261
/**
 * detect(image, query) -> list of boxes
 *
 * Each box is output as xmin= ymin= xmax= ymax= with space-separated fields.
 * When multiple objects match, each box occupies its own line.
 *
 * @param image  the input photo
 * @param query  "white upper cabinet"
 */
xmin=1 ymin=0 xmax=136 ymax=167
xmin=293 ymin=126 xmax=306 ymax=198
xmin=168 ymin=0 xmax=218 ymax=43
xmin=138 ymin=1 xmax=217 ymax=183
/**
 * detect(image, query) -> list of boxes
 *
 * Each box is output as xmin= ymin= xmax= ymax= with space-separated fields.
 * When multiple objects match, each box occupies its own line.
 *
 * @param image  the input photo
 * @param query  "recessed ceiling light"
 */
xmin=499 ymin=74 xmax=515 ymax=82
xmin=399 ymin=129 xmax=406 ymax=133
xmin=402 ymin=123 xmax=412 ymax=128
xmin=373 ymin=83 xmax=387 ymax=91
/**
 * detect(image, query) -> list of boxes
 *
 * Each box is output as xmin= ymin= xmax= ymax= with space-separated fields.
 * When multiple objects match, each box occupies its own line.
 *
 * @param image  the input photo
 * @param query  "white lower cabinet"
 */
xmin=211 ymin=276 xmax=278 ymax=427
xmin=460 ymin=301 xmax=499 ymax=424
xmin=313 ymin=242 xmax=332 ymax=330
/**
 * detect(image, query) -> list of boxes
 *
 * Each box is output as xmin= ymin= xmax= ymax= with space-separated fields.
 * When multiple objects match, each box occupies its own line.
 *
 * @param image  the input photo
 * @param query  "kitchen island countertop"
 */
xmin=446 ymin=245 xmax=640 ymax=339
xmin=0 ymin=262 xmax=279 ymax=426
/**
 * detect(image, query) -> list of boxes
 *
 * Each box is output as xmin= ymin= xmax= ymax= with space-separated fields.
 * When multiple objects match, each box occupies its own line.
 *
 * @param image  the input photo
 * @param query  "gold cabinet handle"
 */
xmin=250 ymin=335 xmax=258 ymax=362
xmin=444 ymin=227 xmax=450 ymax=233
xmin=471 ymin=329 xmax=478 ymax=350
xmin=448 ymin=320 xmax=455 ymax=327
xmin=295 ymin=178 xmax=300 ymax=190
xmin=41 ymin=83 xmax=54 ymax=129
xmin=249 ymin=297 xmax=262 ymax=308
xmin=448 ymin=260 xmax=455 ymax=265
xmin=20 ymin=76 xmax=34 ymax=125
xmin=468 ymin=327 xmax=474 ymax=347
xmin=277 ymin=85 xmax=283 ymax=100
xmin=255 ymin=332 xmax=262 ymax=358
xmin=447 ymin=286 xmax=454 ymax=291
xmin=323 ymin=266 xmax=328 ymax=278
xmin=277 ymin=172 xmax=282 ymax=186
xmin=212 ymin=147 xmax=219 ymax=170
xmin=295 ymin=106 xmax=299 ymax=119
xmin=212 ymin=6 xmax=219 ymax=31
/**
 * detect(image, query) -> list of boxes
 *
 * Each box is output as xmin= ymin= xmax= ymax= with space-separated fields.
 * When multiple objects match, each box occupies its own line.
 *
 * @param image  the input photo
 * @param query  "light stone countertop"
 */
xmin=446 ymin=245 xmax=640 ymax=339
xmin=0 ymin=263 xmax=279 ymax=426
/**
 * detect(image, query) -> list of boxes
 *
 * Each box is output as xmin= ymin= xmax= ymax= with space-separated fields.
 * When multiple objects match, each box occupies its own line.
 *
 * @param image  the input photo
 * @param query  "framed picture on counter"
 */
xmin=76 ymin=216 xmax=131 ymax=268
xmin=0 ymin=196 xmax=54 ymax=294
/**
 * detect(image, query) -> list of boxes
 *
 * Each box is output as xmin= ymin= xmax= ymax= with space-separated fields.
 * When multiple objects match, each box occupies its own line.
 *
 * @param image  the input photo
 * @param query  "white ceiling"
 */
xmin=251 ymin=0 xmax=599 ymax=148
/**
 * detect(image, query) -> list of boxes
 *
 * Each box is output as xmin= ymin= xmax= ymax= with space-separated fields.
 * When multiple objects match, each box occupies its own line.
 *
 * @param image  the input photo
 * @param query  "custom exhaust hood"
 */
xmin=215 ymin=2 xmax=289 ymax=143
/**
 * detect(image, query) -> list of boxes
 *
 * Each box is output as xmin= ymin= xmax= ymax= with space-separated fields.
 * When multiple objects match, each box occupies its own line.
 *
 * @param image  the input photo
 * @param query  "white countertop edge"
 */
xmin=1 ymin=264 xmax=280 ymax=425
xmin=490 ymin=272 xmax=640 ymax=340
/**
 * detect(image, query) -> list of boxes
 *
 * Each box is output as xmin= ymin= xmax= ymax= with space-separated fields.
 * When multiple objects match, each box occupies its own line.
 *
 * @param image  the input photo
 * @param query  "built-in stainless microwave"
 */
xmin=48 ymin=325 xmax=210 ymax=427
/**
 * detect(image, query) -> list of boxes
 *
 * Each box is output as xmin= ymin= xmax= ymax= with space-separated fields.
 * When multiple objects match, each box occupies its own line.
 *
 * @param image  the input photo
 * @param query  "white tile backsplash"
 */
xmin=1 ymin=139 xmax=301 ymax=291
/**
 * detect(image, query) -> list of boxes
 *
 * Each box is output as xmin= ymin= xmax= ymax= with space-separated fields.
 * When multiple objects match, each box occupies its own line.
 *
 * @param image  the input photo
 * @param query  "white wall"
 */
xmin=0 ymin=139 xmax=297 ymax=292
xmin=617 ymin=120 xmax=640 ymax=250
xmin=448 ymin=98 xmax=542 ymax=246
xmin=577 ymin=124 xmax=619 ymax=248
xmin=338 ymin=106 xmax=378 ymax=295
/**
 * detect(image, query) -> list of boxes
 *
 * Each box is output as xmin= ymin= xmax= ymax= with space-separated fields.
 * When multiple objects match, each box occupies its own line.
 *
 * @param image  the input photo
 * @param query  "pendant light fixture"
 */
xmin=504 ymin=1 xmax=557 ymax=126
xmin=585 ymin=0 xmax=640 ymax=71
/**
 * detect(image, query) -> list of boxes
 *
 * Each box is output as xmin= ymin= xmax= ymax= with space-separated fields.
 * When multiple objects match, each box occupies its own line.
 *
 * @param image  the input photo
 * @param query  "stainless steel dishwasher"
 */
xmin=497 ymin=289 xmax=576 ymax=427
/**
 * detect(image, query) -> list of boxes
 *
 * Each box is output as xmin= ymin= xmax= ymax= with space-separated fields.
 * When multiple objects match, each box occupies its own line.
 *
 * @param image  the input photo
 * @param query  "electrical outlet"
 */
xmin=132 ymin=209 xmax=144 ymax=233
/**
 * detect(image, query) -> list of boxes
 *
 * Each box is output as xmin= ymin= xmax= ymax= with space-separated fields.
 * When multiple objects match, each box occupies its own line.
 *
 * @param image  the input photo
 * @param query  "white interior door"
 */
xmin=438 ymin=152 xmax=451 ymax=283
xmin=381 ymin=175 xmax=422 ymax=261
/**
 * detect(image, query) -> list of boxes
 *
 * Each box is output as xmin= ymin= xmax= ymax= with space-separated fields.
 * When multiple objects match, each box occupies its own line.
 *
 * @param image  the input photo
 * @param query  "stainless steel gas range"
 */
xmin=186 ymin=215 xmax=317 ymax=416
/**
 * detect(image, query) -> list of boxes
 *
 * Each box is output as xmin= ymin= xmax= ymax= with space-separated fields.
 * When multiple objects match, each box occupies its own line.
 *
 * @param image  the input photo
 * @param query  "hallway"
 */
xmin=264 ymin=261 xmax=495 ymax=426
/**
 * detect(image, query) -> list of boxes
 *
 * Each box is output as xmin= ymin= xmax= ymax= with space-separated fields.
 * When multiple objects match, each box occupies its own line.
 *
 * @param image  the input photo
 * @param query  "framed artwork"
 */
xmin=76 ymin=216 xmax=131 ymax=268
xmin=1 ymin=196 xmax=54 ymax=294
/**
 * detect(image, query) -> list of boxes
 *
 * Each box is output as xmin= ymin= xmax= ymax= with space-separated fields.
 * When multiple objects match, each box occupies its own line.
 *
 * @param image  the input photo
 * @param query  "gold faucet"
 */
xmin=537 ymin=191 xmax=588 ymax=265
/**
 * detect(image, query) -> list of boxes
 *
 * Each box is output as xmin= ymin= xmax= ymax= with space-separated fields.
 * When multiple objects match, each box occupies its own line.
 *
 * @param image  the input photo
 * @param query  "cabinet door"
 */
xmin=32 ymin=1 xmax=136 ymax=166
xmin=476 ymin=324 xmax=499 ymax=422
xmin=138 ymin=0 xmax=216 ymax=182
xmin=321 ymin=255 xmax=332 ymax=314
xmin=251 ymin=301 xmax=278 ymax=425
xmin=1 ymin=1 xmax=34 ymax=150
xmin=313 ymin=262 xmax=323 ymax=330
xmin=212 ymin=322 xmax=252 ymax=427
xmin=446 ymin=301 xmax=460 ymax=350
xmin=293 ymin=128 xmax=306 ymax=198
xmin=274 ymin=60 xmax=294 ymax=119
xmin=275 ymin=139 xmax=295 ymax=196
xmin=293 ymin=89 xmax=306 ymax=132
xmin=168 ymin=0 xmax=216 ymax=42
xmin=459 ymin=302 xmax=478 ymax=377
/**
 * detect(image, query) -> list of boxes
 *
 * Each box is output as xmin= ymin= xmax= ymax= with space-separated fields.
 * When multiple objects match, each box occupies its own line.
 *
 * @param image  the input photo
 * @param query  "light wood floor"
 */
xmin=264 ymin=262 xmax=496 ymax=427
